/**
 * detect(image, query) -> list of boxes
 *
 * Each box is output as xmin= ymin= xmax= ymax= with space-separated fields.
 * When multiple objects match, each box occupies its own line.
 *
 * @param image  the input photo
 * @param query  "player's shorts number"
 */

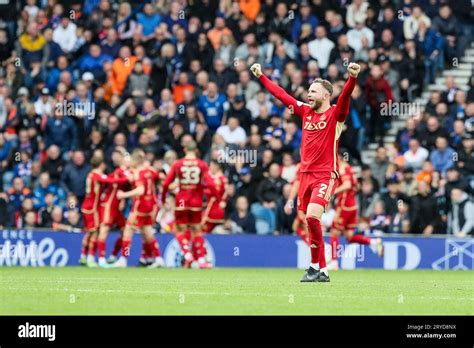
xmin=181 ymin=166 xmax=201 ymax=185
xmin=316 ymin=183 xmax=328 ymax=198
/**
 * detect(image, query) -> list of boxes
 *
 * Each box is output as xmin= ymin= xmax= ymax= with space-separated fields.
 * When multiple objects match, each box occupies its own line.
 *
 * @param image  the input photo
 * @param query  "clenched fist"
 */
xmin=250 ymin=63 xmax=262 ymax=78
xmin=347 ymin=62 xmax=360 ymax=78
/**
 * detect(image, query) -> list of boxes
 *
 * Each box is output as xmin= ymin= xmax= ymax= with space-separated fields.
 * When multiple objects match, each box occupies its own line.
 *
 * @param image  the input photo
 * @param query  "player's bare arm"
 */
xmin=117 ymin=185 xmax=145 ymax=200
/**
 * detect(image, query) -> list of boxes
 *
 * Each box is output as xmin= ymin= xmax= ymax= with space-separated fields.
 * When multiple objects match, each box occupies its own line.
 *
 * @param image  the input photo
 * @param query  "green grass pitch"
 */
xmin=1 ymin=267 xmax=472 ymax=315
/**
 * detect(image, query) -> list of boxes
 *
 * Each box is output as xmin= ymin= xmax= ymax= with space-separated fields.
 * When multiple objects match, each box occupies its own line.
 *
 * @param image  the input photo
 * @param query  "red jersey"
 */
xmin=82 ymin=170 xmax=129 ymax=213
xmin=205 ymin=172 xmax=227 ymax=202
xmin=131 ymin=167 xmax=159 ymax=213
xmin=335 ymin=164 xmax=358 ymax=210
xmin=101 ymin=167 xmax=130 ymax=211
xmin=162 ymin=157 xmax=216 ymax=209
xmin=258 ymin=74 xmax=356 ymax=176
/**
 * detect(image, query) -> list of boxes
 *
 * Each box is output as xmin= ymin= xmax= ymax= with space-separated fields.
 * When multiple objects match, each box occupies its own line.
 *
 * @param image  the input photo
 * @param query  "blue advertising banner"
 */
xmin=0 ymin=230 xmax=472 ymax=270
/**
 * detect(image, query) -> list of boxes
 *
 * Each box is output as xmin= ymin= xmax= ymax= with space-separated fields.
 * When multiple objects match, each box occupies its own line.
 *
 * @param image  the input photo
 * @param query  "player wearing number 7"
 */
xmin=161 ymin=140 xmax=218 ymax=268
xmin=251 ymin=61 xmax=360 ymax=282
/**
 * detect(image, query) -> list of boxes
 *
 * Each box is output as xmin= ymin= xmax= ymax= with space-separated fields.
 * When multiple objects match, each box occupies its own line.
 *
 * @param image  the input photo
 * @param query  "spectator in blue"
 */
xmin=430 ymin=136 xmax=455 ymax=175
xmin=197 ymin=81 xmax=228 ymax=131
xmin=282 ymin=121 xmax=302 ymax=151
xmin=46 ymin=55 xmax=73 ymax=94
xmin=33 ymin=172 xmax=66 ymax=209
xmin=83 ymin=0 xmax=101 ymax=16
xmin=415 ymin=21 xmax=445 ymax=84
xmin=61 ymin=150 xmax=90 ymax=202
xmin=291 ymin=1 xmax=319 ymax=43
xmin=137 ymin=3 xmax=161 ymax=38
xmin=44 ymin=28 xmax=64 ymax=68
xmin=13 ymin=151 xmax=32 ymax=188
xmin=230 ymin=195 xmax=256 ymax=234
xmin=76 ymin=44 xmax=113 ymax=77
xmin=162 ymin=2 xmax=187 ymax=30
xmin=44 ymin=108 xmax=77 ymax=158
xmin=100 ymin=28 xmax=121 ymax=58
xmin=7 ymin=177 xmax=32 ymax=213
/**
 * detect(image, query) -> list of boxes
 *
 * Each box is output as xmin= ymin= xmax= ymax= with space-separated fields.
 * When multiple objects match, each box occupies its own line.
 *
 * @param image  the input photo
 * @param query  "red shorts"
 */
xmin=99 ymin=204 xmax=126 ymax=229
xmin=126 ymin=207 xmax=158 ymax=229
xmin=297 ymin=172 xmax=338 ymax=212
xmin=82 ymin=211 xmax=99 ymax=232
xmin=175 ymin=209 xmax=202 ymax=225
xmin=332 ymin=207 xmax=358 ymax=231
xmin=202 ymin=198 xmax=225 ymax=223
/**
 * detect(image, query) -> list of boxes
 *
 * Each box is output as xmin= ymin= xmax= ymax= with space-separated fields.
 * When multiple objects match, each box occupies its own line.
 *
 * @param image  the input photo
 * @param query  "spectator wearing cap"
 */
xmin=52 ymin=16 xmax=77 ymax=54
xmin=403 ymin=5 xmax=432 ymax=40
xmin=411 ymin=181 xmax=443 ymax=235
xmin=430 ymin=136 xmax=455 ymax=176
xmin=308 ymin=26 xmax=334 ymax=71
xmin=403 ymin=138 xmax=429 ymax=172
xmin=228 ymin=95 xmax=251 ymax=133
xmin=448 ymin=188 xmax=473 ymax=237
xmin=33 ymin=87 xmax=53 ymax=118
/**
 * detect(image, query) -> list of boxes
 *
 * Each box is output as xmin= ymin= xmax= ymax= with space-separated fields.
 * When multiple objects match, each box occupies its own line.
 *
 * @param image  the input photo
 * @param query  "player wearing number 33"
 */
xmin=251 ymin=62 xmax=360 ymax=282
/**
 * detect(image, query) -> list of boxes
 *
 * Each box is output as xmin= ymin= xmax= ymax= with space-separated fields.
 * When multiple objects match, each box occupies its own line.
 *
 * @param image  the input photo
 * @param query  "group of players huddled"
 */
xmin=79 ymin=140 xmax=226 ymax=269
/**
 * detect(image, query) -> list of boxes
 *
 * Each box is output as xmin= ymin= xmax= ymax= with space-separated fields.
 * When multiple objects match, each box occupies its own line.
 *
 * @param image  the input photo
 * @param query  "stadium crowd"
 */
xmin=0 ymin=0 xmax=472 ymax=237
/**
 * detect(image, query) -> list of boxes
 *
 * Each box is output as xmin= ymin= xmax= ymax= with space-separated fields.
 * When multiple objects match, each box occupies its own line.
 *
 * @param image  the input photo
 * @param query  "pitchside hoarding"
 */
xmin=0 ymin=230 xmax=472 ymax=270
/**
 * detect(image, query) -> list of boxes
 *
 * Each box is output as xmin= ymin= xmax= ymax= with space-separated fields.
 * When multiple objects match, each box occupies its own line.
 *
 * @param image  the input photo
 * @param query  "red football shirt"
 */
xmin=335 ymin=164 xmax=358 ymax=210
xmin=82 ymin=170 xmax=128 ymax=213
xmin=101 ymin=167 xmax=130 ymax=211
xmin=130 ymin=167 xmax=159 ymax=213
xmin=258 ymin=74 xmax=356 ymax=176
xmin=162 ymin=158 xmax=217 ymax=209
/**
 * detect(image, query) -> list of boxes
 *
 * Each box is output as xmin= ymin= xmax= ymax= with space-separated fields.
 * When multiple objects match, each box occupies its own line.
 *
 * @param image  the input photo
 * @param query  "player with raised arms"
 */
xmin=251 ymin=61 xmax=360 ymax=282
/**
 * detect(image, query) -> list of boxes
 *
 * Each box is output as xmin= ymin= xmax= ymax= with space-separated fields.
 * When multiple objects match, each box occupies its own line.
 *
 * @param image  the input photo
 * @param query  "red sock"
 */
xmin=192 ymin=235 xmax=207 ymax=259
xmin=112 ymin=237 xmax=122 ymax=256
xmin=140 ymin=242 xmax=149 ymax=260
xmin=97 ymin=240 xmax=106 ymax=258
xmin=81 ymin=234 xmax=90 ymax=255
xmin=121 ymin=239 xmax=131 ymax=257
xmin=148 ymin=239 xmax=161 ymax=258
xmin=176 ymin=233 xmax=191 ymax=255
xmin=347 ymin=234 xmax=371 ymax=245
xmin=88 ymin=239 xmax=97 ymax=256
xmin=330 ymin=236 xmax=339 ymax=260
xmin=306 ymin=216 xmax=326 ymax=268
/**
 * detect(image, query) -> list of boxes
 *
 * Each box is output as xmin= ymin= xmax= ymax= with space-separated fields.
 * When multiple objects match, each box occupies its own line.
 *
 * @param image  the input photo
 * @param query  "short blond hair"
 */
xmin=312 ymin=78 xmax=333 ymax=96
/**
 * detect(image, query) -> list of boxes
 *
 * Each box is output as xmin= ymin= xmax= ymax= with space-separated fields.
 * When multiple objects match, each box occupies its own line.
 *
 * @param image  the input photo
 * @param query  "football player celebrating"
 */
xmin=80 ymin=154 xmax=130 ymax=267
xmin=162 ymin=140 xmax=217 ymax=268
xmin=251 ymin=61 xmax=360 ymax=282
xmin=202 ymin=160 xmax=229 ymax=234
xmin=114 ymin=150 xmax=165 ymax=268
xmin=328 ymin=155 xmax=383 ymax=270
